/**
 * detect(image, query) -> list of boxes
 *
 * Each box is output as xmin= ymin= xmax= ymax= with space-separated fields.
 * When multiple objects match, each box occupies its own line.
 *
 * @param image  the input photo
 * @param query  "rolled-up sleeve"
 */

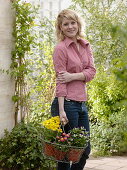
xmin=82 ymin=44 xmax=96 ymax=82
xmin=53 ymin=46 xmax=67 ymax=97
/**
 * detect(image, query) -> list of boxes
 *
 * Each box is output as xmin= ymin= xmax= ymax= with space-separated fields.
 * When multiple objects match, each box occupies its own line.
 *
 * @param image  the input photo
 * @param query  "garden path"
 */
xmin=85 ymin=155 xmax=127 ymax=170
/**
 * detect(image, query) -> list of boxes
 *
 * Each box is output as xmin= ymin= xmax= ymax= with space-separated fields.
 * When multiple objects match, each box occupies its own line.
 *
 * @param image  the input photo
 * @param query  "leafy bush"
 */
xmin=0 ymin=122 xmax=56 ymax=170
xmin=91 ymin=113 xmax=127 ymax=156
xmin=88 ymin=67 xmax=125 ymax=122
xmin=87 ymin=68 xmax=127 ymax=155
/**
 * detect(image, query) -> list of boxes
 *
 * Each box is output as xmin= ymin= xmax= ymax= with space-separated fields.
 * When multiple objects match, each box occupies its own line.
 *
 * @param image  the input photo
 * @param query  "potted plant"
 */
xmin=67 ymin=127 xmax=89 ymax=162
xmin=41 ymin=116 xmax=89 ymax=163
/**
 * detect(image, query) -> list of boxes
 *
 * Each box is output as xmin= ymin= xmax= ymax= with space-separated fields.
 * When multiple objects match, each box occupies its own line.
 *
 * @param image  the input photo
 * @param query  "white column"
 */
xmin=0 ymin=0 xmax=15 ymax=137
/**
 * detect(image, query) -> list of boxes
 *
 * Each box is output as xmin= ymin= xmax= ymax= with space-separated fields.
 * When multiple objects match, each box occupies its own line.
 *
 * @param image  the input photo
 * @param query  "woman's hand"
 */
xmin=57 ymin=71 xmax=86 ymax=83
xmin=57 ymin=71 xmax=73 ymax=83
xmin=58 ymin=97 xmax=68 ymax=125
xmin=59 ymin=110 xmax=68 ymax=125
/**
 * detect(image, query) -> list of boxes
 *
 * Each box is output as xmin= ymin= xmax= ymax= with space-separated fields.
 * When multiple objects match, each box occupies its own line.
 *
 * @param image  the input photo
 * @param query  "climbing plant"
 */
xmin=11 ymin=0 xmax=37 ymax=124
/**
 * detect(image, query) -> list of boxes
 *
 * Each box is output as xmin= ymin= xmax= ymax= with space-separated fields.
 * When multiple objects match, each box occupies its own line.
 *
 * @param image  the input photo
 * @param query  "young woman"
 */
xmin=51 ymin=9 xmax=96 ymax=170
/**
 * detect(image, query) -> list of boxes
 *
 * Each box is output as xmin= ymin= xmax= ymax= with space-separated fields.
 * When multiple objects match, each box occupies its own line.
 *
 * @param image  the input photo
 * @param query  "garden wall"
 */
xmin=0 ymin=0 xmax=15 ymax=137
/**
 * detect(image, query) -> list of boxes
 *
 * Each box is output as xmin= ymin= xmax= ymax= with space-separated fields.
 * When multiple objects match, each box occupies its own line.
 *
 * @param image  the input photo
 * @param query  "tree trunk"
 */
xmin=0 ymin=0 xmax=15 ymax=138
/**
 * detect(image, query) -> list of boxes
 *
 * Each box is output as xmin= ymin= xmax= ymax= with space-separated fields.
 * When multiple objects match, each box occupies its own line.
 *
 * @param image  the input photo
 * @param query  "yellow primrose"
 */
xmin=41 ymin=116 xmax=62 ymax=132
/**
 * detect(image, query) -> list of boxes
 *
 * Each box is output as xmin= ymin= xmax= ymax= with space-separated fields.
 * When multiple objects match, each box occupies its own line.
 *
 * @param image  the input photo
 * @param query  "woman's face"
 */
xmin=60 ymin=17 xmax=79 ymax=40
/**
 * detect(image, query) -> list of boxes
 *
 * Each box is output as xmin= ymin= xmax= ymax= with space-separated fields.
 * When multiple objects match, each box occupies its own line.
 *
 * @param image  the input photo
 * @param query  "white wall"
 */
xmin=0 ymin=0 xmax=15 ymax=137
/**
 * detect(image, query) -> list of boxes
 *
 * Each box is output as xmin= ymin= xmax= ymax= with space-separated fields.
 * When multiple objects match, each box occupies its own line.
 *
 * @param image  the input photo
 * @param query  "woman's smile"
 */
xmin=60 ymin=18 xmax=79 ymax=40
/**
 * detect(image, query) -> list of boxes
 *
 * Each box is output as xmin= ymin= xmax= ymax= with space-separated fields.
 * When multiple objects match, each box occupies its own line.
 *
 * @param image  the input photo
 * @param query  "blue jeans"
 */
xmin=51 ymin=97 xmax=91 ymax=170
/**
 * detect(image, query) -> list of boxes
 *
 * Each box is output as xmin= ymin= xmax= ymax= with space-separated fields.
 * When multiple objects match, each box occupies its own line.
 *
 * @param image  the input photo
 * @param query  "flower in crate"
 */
xmin=41 ymin=116 xmax=90 ymax=162
xmin=68 ymin=127 xmax=89 ymax=148
xmin=41 ymin=116 xmax=89 ymax=147
xmin=55 ymin=127 xmax=89 ymax=149
xmin=42 ymin=116 xmax=62 ymax=142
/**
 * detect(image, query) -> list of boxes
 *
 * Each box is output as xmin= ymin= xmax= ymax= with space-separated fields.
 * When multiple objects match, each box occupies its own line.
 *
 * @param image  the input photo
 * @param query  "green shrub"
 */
xmin=88 ymin=67 xmax=127 ymax=155
xmin=88 ymin=68 xmax=125 ymax=122
xmin=91 ymin=113 xmax=127 ymax=156
xmin=0 ymin=122 xmax=56 ymax=170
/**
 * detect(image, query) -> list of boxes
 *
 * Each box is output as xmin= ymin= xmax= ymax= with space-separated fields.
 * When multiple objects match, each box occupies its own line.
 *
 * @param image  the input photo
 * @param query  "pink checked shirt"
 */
xmin=53 ymin=37 xmax=96 ymax=101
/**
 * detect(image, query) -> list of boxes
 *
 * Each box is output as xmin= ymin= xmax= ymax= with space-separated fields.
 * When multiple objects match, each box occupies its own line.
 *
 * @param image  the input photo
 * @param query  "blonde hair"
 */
xmin=55 ymin=9 xmax=84 ymax=42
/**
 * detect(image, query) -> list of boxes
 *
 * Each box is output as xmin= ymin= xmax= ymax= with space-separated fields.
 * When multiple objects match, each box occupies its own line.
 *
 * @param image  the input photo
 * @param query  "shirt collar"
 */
xmin=64 ymin=36 xmax=89 ymax=48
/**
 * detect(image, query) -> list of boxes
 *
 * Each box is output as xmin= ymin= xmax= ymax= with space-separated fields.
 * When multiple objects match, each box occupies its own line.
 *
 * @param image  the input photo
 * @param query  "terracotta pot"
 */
xmin=44 ymin=142 xmax=55 ymax=157
xmin=68 ymin=148 xmax=84 ymax=163
xmin=53 ymin=148 xmax=67 ymax=161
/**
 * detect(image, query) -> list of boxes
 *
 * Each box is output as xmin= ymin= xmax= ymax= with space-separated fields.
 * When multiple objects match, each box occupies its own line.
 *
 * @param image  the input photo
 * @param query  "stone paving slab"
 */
xmin=85 ymin=156 xmax=127 ymax=170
